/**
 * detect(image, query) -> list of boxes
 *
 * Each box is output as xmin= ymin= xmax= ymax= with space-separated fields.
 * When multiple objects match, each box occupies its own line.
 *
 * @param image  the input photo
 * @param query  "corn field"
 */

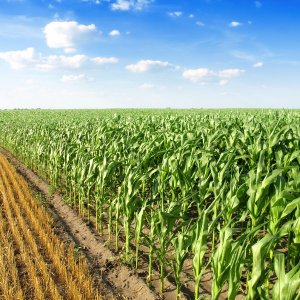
xmin=0 ymin=109 xmax=299 ymax=299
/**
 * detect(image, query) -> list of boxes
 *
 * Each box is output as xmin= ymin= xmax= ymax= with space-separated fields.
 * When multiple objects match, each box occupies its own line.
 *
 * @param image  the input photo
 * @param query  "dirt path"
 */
xmin=0 ymin=147 xmax=159 ymax=300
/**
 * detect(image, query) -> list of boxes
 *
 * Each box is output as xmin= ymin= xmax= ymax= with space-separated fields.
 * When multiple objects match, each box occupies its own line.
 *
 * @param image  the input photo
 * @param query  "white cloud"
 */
xmin=37 ymin=55 xmax=119 ymax=70
xmin=61 ymin=74 xmax=89 ymax=82
xmin=112 ymin=0 xmax=130 ymax=10
xmin=182 ymin=68 xmax=212 ymax=83
xmin=189 ymin=14 xmax=194 ymax=19
xmin=253 ymin=62 xmax=264 ymax=68
xmin=91 ymin=56 xmax=119 ymax=65
xmin=139 ymin=83 xmax=154 ymax=89
xmin=183 ymin=67 xmax=245 ymax=84
xmin=126 ymin=60 xmax=176 ymax=73
xmin=109 ymin=29 xmax=120 ymax=36
xmin=168 ymin=11 xmax=182 ymax=17
xmin=0 ymin=47 xmax=37 ymax=69
xmin=36 ymin=54 xmax=88 ymax=71
xmin=229 ymin=21 xmax=241 ymax=28
xmin=0 ymin=48 xmax=119 ymax=71
xmin=44 ymin=21 xmax=96 ymax=52
xmin=111 ymin=0 xmax=153 ymax=11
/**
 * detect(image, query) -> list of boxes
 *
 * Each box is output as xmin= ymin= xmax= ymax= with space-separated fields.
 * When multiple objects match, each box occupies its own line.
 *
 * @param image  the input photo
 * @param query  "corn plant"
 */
xmin=192 ymin=211 xmax=208 ymax=300
xmin=272 ymin=252 xmax=300 ymax=300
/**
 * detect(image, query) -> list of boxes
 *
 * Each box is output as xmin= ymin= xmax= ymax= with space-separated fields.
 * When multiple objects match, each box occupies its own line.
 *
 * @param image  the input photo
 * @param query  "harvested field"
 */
xmin=0 ymin=153 xmax=102 ymax=300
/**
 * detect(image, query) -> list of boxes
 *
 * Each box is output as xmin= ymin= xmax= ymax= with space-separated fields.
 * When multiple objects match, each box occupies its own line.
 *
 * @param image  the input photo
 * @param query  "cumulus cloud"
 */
xmin=37 ymin=55 xmax=119 ymax=70
xmin=0 ymin=47 xmax=37 ymax=69
xmin=36 ymin=54 xmax=89 ymax=71
xmin=182 ymin=67 xmax=245 ymax=85
xmin=229 ymin=21 xmax=241 ymax=27
xmin=0 ymin=47 xmax=119 ymax=72
xmin=182 ymin=68 xmax=212 ymax=83
xmin=168 ymin=11 xmax=183 ymax=17
xmin=91 ymin=56 xmax=119 ymax=64
xmin=112 ymin=0 xmax=130 ymax=10
xmin=253 ymin=62 xmax=264 ymax=68
xmin=109 ymin=29 xmax=120 ymax=36
xmin=111 ymin=0 xmax=153 ymax=11
xmin=44 ymin=21 xmax=97 ymax=52
xmin=126 ymin=60 xmax=177 ymax=73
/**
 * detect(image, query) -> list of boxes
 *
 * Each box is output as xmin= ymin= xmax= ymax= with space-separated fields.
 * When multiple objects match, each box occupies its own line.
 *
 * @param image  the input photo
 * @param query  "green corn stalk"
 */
xmin=134 ymin=205 xmax=146 ymax=269
xmin=146 ymin=208 xmax=157 ymax=284
xmin=114 ymin=196 xmax=121 ymax=251
xmin=172 ymin=229 xmax=192 ymax=298
xmin=122 ymin=170 xmax=142 ymax=261
xmin=155 ymin=203 xmax=181 ymax=292
xmin=272 ymin=252 xmax=300 ymax=300
xmin=211 ymin=226 xmax=233 ymax=300
xmin=247 ymin=154 xmax=283 ymax=229
xmin=227 ymin=244 xmax=245 ymax=300
xmin=247 ymin=234 xmax=276 ymax=299
xmin=227 ymin=224 xmax=264 ymax=300
xmin=192 ymin=211 xmax=208 ymax=300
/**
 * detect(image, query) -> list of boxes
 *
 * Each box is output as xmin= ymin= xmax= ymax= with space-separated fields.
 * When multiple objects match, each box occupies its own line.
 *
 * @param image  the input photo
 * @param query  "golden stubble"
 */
xmin=0 ymin=153 xmax=101 ymax=300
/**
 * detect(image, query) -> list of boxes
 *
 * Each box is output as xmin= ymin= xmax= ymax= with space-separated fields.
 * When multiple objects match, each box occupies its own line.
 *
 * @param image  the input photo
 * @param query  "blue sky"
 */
xmin=0 ymin=0 xmax=299 ymax=108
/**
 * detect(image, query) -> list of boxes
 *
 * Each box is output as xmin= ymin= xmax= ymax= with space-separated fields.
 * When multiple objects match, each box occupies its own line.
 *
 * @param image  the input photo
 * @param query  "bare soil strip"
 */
xmin=0 ymin=147 xmax=159 ymax=300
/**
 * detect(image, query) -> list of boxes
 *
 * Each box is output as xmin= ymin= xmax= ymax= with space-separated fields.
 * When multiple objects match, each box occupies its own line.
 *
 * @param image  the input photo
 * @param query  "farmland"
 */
xmin=0 ymin=109 xmax=299 ymax=299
